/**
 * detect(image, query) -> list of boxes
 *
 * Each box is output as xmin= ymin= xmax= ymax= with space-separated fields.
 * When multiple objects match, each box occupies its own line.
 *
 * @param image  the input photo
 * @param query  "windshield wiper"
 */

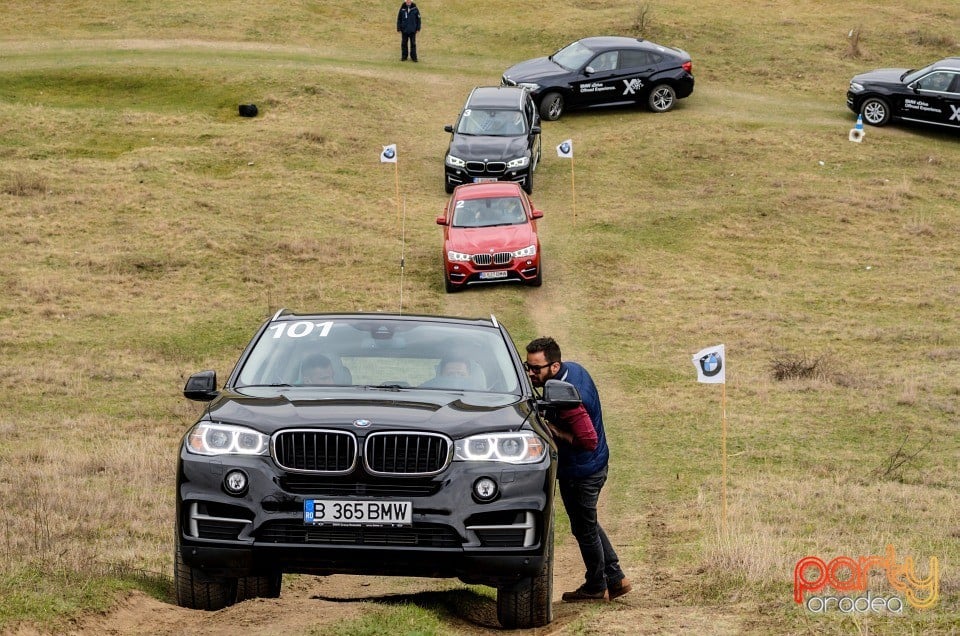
xmin=368 ymin=383 xmax=407 ymax=391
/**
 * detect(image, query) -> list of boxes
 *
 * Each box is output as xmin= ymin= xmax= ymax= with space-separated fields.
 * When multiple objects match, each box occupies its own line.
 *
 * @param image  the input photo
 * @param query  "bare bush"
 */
xmin=770 ymin=352 xmax=833 ymax=381
xmin=633 ymin=2 xmax=654 ymax=37
xmin=870 ymin=434 xmax=930 ymax=482
xmin=846 ymin=25 xmax=863 ymax=59
xmin=3 ymin=172 xmax=48 ymax=196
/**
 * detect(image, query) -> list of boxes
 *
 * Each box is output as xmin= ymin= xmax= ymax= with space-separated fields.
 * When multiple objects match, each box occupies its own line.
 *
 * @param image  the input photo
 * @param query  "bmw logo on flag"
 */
xmin=382 ymin=147 xmax=395 ymax=160
xmin=559 ymin=142 xmax=571 ymax=155
xmin=699 ymin=353 xmax=722 ymax=378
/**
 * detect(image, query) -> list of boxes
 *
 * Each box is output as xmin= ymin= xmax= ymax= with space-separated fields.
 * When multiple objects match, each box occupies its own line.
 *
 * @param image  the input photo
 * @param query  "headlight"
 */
xmin=518 ymin=82 xmax=540 ymax=92
xmin=506 ymin=156 xmax=530 ymax=169
xmin=446 ymin=154 xmax=466 ymax=168
xmin=185 ymin=422 xmax=270 ymax=456
xmin=454 ymin=431 xmax=547 ymax=464
xmin=849 ymin=82 xmax=864 ymax=93
xmin=447 ymin=250 xmax=472 ymax=262
xmin=512 ymin=244 xmax=537 ymax=258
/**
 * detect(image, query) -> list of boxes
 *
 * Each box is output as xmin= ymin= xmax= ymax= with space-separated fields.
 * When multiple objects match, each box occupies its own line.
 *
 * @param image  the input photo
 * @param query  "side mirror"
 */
xmin=531 ymin=208 xmax=543 ymax=219
xmin=444 ymin=124 xmax=454 ymax=133
xmin=541 ymin=378 xmax=581 ymax=408
xmin=436 ymin=214 xmax=448 ymax=225
xmin=184 ymin=370 xmax=218 ymax=402
xmin=531 ymin=125 xmax=541 ymax=135
xmin=584 ymin=66 xmax=596 ymax=75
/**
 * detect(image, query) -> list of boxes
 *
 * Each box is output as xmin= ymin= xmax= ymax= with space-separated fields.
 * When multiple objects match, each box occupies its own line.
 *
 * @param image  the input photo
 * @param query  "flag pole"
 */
xmin=721 ymin=380 xmax=728 ymax=536
xmin=399 ymin=195 xmax=406 ymax=314
xmin=394 ymin=160 xmax=401 ymax=224
xmin=570 ymin=155 xmax=577 ymax=226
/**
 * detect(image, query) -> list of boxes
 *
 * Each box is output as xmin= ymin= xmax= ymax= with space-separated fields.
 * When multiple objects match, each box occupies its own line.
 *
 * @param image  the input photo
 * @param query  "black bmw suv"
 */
xmin=175 ymin=311 xmax=579 ymax=629
xmin=502 ymin=36 xmax=694 ymax=121
xmin=443 ymin=86 xmax=542 ymax=194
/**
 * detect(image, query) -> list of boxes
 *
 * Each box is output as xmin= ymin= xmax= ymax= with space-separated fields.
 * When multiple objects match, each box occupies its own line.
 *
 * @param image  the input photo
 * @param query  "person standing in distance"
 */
xmin=396 ymin=0 xmax=421 ymax=62
xmin=525 ymin=336 xmax=631 ymax=601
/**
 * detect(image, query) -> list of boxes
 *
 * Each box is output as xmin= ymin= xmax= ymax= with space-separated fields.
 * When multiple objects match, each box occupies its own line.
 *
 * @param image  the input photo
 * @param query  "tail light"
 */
xmin=682 ymin=61 xmax=693 ymax=74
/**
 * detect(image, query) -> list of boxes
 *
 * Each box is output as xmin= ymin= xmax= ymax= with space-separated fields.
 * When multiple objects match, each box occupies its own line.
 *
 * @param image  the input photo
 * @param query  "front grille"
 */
xmin=257 ymin=521 xmax=461 ymax=547
xmin=472 ymin=252 xmax=512 ymax=266
xmin=363 ymin=432 xmax=452 ymax=476
xmin=363 ymin=433 xmax=453 ymax=476
xmin=279 ymin=475 xmax=441 ymax=497
xmin=465 ymin=161 xmax=506 ymax=175
xmin=273 ymin=429 xmax=357 ymax=473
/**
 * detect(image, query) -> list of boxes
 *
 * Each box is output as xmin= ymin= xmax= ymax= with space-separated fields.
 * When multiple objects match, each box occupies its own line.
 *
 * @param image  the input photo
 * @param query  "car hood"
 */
xmin=503 ymin=56 xmax=570 ymax=84
xmin=446 ymin=225 xmax=537 ymax=253
xmin=852 ymin=68 xmax=909 ymax=86
xmin=203 ymin=388 xmax=533 ymax=438
xmin=448 ymin=134 xmax=530 ymax=161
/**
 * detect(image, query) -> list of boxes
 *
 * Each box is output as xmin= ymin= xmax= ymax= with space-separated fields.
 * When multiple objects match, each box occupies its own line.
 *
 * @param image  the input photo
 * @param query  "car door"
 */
xmin=523 ymin=94 xmax=542 ymax=168
xmin=617 ymin=49 xmax=659 ymax=104
xmin=571 ymin=50 xmax=623 ymax=107
xmin=903 ymin=70 xmax=960 ymax=129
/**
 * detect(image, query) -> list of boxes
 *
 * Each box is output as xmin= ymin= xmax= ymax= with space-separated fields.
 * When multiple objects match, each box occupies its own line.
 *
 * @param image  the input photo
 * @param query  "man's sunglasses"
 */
xmin=523 ymin=362 xmax=553 ymax=372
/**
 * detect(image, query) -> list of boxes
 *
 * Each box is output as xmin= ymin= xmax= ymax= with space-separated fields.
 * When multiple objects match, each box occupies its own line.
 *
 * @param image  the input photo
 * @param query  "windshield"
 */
xmin=235 ymin=318 xmax=521 ymax=393
xmin=452 ymin=196 xmax=527 ymax=228
xmin=904 ymin=61 xmax=942 ymax=84
xmin=552 ymin=40 xmax=595 ymax=71
xmin=456 ymin=108 xmax=527 ymax=136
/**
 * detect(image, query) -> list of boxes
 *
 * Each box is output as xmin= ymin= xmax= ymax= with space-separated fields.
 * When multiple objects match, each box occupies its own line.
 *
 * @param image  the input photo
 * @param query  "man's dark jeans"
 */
xmin=401 ymin=32 xmax=418 ymax=61
xmin=558 ymin=465 xmax=625 ymax=593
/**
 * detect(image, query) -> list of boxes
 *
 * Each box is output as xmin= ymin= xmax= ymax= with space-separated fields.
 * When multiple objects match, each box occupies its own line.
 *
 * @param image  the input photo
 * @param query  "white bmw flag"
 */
xmin=556 ymin=139 xmax=573 ymax=158
xmin=380 ymin=144 xmax=398 ymax=163
xmin=693 ymin=344 xmax=725 ymax=384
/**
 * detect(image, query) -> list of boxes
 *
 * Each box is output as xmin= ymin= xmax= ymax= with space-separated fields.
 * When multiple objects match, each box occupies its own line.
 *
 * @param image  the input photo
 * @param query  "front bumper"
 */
xmin=444 ymin=165 xmax=531 ymax=191
xmin=444 ymin=257 xmax=540 ymax=289
xmin=176 ymin=448 xmax=554 ymax=586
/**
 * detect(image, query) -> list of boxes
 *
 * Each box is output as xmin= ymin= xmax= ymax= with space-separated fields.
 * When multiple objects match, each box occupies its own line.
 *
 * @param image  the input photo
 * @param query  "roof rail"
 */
xmin=271 ymin=307 xmax=288 ymax=321
xmin=490 ymin=314 xmax=499 ymax=328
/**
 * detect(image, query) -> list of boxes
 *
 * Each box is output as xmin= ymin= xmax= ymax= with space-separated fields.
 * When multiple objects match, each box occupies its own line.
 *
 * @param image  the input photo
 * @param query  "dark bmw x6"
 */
xmin=444 ymin=86 xmax=542 ymax=194
xmin=502 ymin=36 xmax=694 ymax=121
xmin=175 ymin=311 xmax=580 ymax=628
xmin=847 ymin=57 xmax=960 ymax=130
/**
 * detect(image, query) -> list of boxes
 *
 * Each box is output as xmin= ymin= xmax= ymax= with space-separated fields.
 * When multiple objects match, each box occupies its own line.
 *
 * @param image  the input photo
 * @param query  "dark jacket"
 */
xmin=555 ymin=361 xmax=610 ymax=479
xmin=397 ymin=3 xmax=421 ymax=34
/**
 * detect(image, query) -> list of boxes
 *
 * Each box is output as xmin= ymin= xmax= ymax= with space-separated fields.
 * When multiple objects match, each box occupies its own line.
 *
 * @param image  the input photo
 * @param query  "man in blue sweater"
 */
xmin=526 ymin=336 xmax=631 ymax=601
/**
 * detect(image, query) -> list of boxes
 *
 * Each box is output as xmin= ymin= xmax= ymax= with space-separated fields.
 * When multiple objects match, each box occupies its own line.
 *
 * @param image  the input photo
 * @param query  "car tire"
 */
xmin=860 ymin=97 xmax=891 ymax=126
xmin=444 ymin=177 xmax=455 ymax=194
xmin=496 ymin=523 xmax=554 ymax=628
xmin=174 ymin=539 xmax=238 ymax=610
xmin=539 ymin=92 xmax=564 ymax=121
xmin=648 ymin=84 xmax=677 ymax=112
xmin=523 ymin=169 xmax=533 ymax=195
xmin=236 ymin=572 xmax=282 ymax=601
xmin=529 ymin=263 xmax=543 ymax=287
xmin=444 ymin=275 xmax=459 ymax=293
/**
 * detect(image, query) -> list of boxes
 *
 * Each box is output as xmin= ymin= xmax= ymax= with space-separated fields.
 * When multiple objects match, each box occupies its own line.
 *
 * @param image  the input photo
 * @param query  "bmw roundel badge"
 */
xmin=698 ymin=353 xmax=722 ymax=377
xmin=353 ymin=419 xmax=372 ymax=428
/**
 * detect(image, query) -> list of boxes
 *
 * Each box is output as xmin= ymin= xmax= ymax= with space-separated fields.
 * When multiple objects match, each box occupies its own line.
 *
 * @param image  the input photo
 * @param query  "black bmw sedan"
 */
xmin=846 ymin=57 xmax=960 ymax=130
xmin=502 ymin=36 xmax=694 ymax=121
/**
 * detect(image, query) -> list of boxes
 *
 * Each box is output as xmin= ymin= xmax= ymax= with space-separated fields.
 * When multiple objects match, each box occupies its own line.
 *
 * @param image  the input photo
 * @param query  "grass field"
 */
xmin=1 ymin=1 xmax=958 ymax=633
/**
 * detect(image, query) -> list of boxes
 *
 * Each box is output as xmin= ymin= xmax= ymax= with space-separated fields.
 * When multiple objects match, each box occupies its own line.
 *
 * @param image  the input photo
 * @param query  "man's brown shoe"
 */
xmin=561 ymin=586 xmax=606 ymax=602
xmin=608 ymin=577 xmax=632 ymax=600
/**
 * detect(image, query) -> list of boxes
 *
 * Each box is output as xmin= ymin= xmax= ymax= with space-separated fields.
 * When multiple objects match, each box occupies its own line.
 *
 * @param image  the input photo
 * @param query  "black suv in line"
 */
xmin=846 ymin=57 xmax=960 ymax=130
xmin=443 ymin=86 xmax=542 ymax=194
xmin=502 ymin=36 xmax=694 ymax=120
xmin=175 ymin=310 xmax=580 ymax=629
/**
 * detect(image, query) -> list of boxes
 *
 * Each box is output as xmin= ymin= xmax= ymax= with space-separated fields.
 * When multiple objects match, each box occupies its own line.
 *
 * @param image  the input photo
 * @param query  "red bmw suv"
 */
xmin=436 ymin=182 xmax=543 ymax=293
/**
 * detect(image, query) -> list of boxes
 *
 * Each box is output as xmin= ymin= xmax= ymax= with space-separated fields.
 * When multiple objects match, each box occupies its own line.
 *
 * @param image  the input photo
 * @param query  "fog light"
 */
xmin=224 ymin=470 xmax=248 ymax=495
xmin=473 ymin=477 xmax=498 ymax=501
